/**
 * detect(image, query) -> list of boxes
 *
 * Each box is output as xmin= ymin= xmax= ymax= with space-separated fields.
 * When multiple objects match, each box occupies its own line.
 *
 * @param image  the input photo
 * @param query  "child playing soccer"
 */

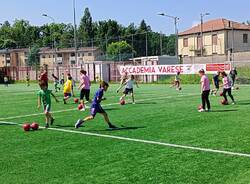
xmin=211 ymin=71 xmax=220 ymax=96
xmin=52 ymin=73 xmax=60 ymax=92
xmin=120 ymin=75 xmax=139 ymax=104
xmin=26 ymin=73 xmax=30 ymax=87
xmin=75 ymin=81 xmax=117 ymax=129
xmin=170 ymin=72 xmax=181 ymax=90
xmin=4 ymin=76 xmax=8 ymax=87
xmin=116 ymin=72 xmax=128 ymax=93
xmin=37 ymin=81 xmax=59 ymax=128
xmin=221 ymin=71 xmax=235 ymax=104
xmin=78 ymin=70 xmax=91 ymax=111
xmin=199 ymin=69 xmax=211 ymax=112
xmin=63 ymin=76 xmax=73 ymax=104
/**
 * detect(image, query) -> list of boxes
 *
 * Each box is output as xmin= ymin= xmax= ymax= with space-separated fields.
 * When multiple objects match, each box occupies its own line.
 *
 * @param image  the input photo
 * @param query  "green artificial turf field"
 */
xmin=0 ymin=83 xmax=250 ymax=184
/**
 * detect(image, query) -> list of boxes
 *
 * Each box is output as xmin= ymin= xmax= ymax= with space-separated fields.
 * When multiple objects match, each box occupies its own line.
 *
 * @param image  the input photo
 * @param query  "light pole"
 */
xmin=158 ymin=13 xmax=180 ymax=60
xmin=73 ymin=0 xmax=78 ymax=66
xmin=42 ymin=14 xmax=57 ymax=71
xmin=200 ymin=12 xmax=210 ymax=56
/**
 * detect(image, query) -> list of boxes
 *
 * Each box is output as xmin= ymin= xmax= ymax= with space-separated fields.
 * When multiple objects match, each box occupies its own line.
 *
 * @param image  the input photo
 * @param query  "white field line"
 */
xmin=1 ymin=120 xmax=250 ymax=158
xmin=0 ymin=93 xmax=198 ymax=121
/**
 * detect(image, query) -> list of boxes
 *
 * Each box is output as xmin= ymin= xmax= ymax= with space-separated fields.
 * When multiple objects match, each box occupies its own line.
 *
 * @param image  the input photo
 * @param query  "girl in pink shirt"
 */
xmin=199 ymin=69 xmax=211 ymax=112
xmin=220 ymin=71 xmax=235 ymax=104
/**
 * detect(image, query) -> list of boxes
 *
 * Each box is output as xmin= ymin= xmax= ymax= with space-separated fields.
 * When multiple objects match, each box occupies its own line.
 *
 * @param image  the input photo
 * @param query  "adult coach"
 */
xmin=78 ymin=70 xmax=91 ymax=111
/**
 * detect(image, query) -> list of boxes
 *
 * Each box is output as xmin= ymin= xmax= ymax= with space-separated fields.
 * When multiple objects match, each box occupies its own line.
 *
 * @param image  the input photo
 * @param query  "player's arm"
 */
xmin=51 ymin=92 xmax=59 ymax=103
xmin=135 ymin=81 xmax=139 ymax=88
xmin=37 ymin=96 xmax=41 ymax=109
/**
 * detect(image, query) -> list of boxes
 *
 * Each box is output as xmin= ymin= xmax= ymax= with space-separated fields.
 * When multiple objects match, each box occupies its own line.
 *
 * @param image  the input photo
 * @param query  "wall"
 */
xmin=178 ymin=31 xmax=226 ymax=57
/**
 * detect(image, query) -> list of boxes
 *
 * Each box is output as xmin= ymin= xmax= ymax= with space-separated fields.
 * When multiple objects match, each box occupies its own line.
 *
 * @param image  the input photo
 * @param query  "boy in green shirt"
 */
xmin=37 ymin=81 xmax=59 ymax=128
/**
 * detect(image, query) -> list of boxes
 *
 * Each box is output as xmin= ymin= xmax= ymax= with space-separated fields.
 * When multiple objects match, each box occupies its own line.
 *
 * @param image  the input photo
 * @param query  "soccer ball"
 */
xmin=198 ymin=104 xmax=203 ymax=110
xmin=221 ymin=99 xmax=229 ymax=105
xmin=23 ymin=123 xmax=31 ymax=131
xmin=179 ymin=87 xmax=182 ymax=91
xmin=120 ymin=100 xmax=126 ymax=105
xmin=31 ymin=122 xmax=39 ymax=130
xmin=220 ymin=92 xmax=223 ymax=96
xmin=74 ymin=98 xmax=79 ymax=104
xmin=78 ymin=104 xmax=83 ymax=110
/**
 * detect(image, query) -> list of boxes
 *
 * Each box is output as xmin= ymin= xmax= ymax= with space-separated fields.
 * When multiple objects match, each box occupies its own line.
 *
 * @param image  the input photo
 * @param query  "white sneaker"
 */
xmin=198 ymin=109 xmax=205 ymax=112
xmin=132 ymin=102 xmax=136 ymax=105
xmin=206 ymin=109 xmax=211 ymax=112
xmin=232 ymin=102 xmax=235 ymax=105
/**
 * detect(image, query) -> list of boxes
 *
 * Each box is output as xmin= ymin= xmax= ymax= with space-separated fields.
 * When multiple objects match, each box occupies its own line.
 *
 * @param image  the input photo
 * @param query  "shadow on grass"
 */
xmin=235 ymin=100 xmax=250 ymax=105
xmin=211 ymin=109 xmax=238 ymax=113
xmin=89 ymin=125 xmax=146 ymax=132
xmin=135 ymin=102 xmax=157 ymax=105
xmin=0 ymin=123 xmax=16 ymax=126
xmin=105 ymin=107 xmax=120 ymax=111
xmin=54 ymin=124 xmax=75 ymax=128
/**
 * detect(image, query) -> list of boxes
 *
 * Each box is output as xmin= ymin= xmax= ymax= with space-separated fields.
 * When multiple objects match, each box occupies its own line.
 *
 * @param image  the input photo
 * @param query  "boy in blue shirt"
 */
xmin=75 ymin=81 xmax=117 ymax=129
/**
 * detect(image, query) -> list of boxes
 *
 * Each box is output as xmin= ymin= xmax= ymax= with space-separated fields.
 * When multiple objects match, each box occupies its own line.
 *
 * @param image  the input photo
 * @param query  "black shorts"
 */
xmin=80 ymin=89 xmax=90 ymax=101
xmin=123 ymin=88 xmax=133 ymax=95
xmin=215 ymin=84 xmax=219 ymax=89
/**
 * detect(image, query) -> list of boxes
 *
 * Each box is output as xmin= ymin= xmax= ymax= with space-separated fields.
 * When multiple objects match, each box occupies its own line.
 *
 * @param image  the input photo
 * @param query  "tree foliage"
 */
xmin=0 ymin=8 xmax=176 ymax=57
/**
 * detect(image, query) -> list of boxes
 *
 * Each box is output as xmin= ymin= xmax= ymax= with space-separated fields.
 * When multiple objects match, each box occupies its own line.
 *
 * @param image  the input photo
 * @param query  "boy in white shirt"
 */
xmin=120 ymin=75 xmax=139 ymax=104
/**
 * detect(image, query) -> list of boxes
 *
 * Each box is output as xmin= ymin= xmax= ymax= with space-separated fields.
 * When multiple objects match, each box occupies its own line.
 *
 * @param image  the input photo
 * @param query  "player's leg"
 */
xmin=131 ymin=91 xmax=135 ymax=104
xmin=100 ymin=112 xmax=117 ymax=129
xmin=222 ymin=88 xmax=228 ymax=102
xmin=205 ymin=90 xmax=211 ymax=111
xmin=116 ymin=80 xmax=124 ymax=93
xmin=228 ymin=88 xmax=235 ymax=104
xmin=79 ymin=89 xmax=86 ymax=109
xmin=200 ymin=92 xmax=206 ymax=112
xmin=85 ymin=89 xmax=91 ymax=103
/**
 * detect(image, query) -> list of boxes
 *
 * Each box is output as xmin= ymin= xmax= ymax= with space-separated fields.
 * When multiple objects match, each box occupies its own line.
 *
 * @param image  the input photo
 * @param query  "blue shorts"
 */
xmin=123 ymin=88 xmax=133 ymax=95
xmin=90 ymin=104 xmax=105 ymax=118
xmin=64 ymin=93 xmax=72 ymax=97
xmin=43 ymin=104 xmax=51 ymax=113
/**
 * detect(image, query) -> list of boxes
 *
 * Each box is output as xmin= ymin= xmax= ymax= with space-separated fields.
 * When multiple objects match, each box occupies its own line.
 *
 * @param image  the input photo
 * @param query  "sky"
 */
xmin=1 ymin=0 xmax=250 ymax=35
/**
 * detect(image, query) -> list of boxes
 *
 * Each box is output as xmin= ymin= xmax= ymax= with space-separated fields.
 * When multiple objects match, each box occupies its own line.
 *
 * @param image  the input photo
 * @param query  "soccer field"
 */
xmin=0 ymin=83 xmax=250 ymax=184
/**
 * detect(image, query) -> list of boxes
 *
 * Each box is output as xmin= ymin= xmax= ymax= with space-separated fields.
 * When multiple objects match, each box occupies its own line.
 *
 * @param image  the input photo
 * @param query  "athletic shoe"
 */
xmin=63 ymin=99 xmax=66 ymax=104
xmin=75 ymin=119 xmax=83 ymax=129
xmin=206 ymin=109 xmax=211 ymax=112
xmin=198 ymin=109 xmax=205 ymax=112
xmin=109 ymin=124 xmax=118 ymax=129
xmin=50 ymin=118 xmax=55 ymax=125
xmin=45 ymin=123 xmax=49 ymax=128
xmin=132 ymin=102 xmax=136 ymax=105
xmin=232 ymin=102 xmax=236 ymax=105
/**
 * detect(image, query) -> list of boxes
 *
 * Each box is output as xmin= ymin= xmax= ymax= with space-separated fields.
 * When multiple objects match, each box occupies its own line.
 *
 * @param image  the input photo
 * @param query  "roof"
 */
xmin=179 ymin=18 xmax=250 ymax=36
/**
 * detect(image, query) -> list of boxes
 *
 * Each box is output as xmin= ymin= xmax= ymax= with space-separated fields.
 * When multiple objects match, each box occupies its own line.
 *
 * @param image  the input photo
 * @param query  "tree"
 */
xmin=78 ymin=8 xmax=93 ymax=46
xmin=107 ymin=41 xmax=135 ymax=61
xmin=27 ymin=45 xmax=40 ymax=66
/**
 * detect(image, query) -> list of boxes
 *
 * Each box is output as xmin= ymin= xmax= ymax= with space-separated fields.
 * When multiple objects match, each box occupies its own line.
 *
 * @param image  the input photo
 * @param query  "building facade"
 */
xmin=178 ymin=18 xmax=250 ymax=59
xmin=39 ymin=47 xmax=104 ymax=67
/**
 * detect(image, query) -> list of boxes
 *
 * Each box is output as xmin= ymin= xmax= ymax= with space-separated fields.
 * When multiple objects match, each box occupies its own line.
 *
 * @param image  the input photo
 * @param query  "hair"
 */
xmin=177 ymin=71 xmax=180 ymax=75
xmin=221 ymin=71 xmax=227 ymax=77
xmin=80 ymin=70 xmax=87 ymax=75
xmin=131 ymin=75 xmax=135 ymax=80
xmin=68 ymin=76 xmax=72 ymax=80
xmin=199 ymin=69 xmax=205 ymax=74
xmin=100 ymin=81 xmax=109 ymax=88
xmin=39 ymin=81 xmax=47 ymax=88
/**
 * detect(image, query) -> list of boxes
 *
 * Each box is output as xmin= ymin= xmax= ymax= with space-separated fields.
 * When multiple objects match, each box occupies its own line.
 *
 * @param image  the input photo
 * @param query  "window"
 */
xmin=71 ymin=60 xmax=76 ymax=65
xmin=212 ymin=34 xmax=218 ymax=45
xmin=71 ymin=53 xmax=75 ymax=57
xmin=88 ymin=52 xmax=92 ymax=56
xmin=183 ymin=38 xmax=188 ymax=47
xmin=57 ymin=53 xmax=62 ymax=57
xmin=78 ymin=53 xmax=81 ymax=57
xmin=48 ymin=55 xmax=51 ymax=58
xmin=42 ymin=55 xmax=46 ymax=59
xmin=243 ymin=34 xmax=248 ymax=43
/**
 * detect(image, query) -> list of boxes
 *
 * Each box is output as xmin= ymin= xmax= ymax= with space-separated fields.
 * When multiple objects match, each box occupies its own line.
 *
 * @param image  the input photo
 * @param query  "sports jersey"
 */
xmin=80 ymin=75 xmax=90 ymax=90
xmin=92 ymin=88 xmax=104 ymax=106
xmin=37 ymin=89 xmax=52 ymax=106
xmin=63 ymin=80 xmax=72 ymax=93
xmin=223 ymin=76 xmax=232 ymax=89
xmin=125 ymin=79 xmax=136 ymax=89
xmin=201 ymin=75 xmax=210 ymax=91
